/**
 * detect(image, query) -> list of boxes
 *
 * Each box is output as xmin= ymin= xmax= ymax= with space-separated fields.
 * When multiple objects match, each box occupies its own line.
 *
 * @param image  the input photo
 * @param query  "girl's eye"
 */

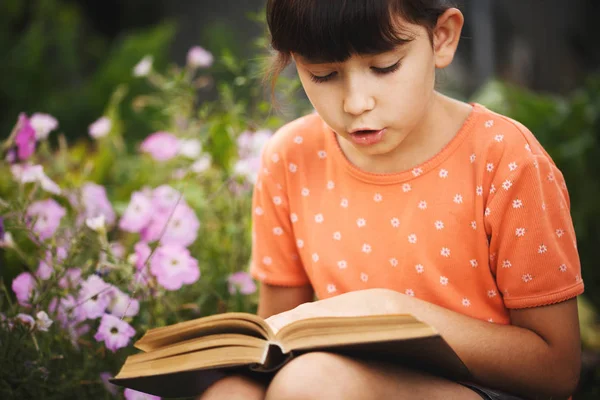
xmin=372 ymin=60 xmax=401 ymax=75
xmin=309 ymin=72 xmax=336 ymax=83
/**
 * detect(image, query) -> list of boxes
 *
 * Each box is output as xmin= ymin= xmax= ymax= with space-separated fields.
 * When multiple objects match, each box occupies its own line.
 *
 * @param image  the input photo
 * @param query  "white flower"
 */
xmin=402 ymin=183 xmax=411 ymax=192
xmin=337 ymin=260 xmax=347 ymax=269
xmin=340 ymin=198 xmax=349 ymax=208
xmin=471 ymin=221 xmax=477 ymax=230
xmin=502 ymin=180 xmax=513 ymax=190
xmin=462 ymin=298 xmax=471 ymax=307
xmin=441 ymin=247 xmax=451 ymax=257
xmin=191 ymin=154 xmax=212 ymax=173
xmin=293 ymin=136 xmax=303 ymax=144
xmin=296 ymin=239 xmax=304 ymax=248
xmin=391 ymin=218 xmax=400 ymax=228
xmin=86 ymin=215 xmax=106 ymax=232
xmin=487 ymin=290 xmax=497 ymax=298
xmin=262 ymin=256 xmax=273 ymax=265
xmin=470 ymin=259 xmax=478 ymax=268
xmin=495 ymin=134 xmax=504 ymax=142
xmin=525 ymin=144 xmax=531 ymax=152
xmin=556 ymin=229 xmax=565 ymax=238
xmin=486 ymin=163 xmax=494 ymax=172
xmin=318 ymin=150 xmax=327 ymax=159
xmin=133 ymin=55 xmax=153 ymax=77
xmin=273 ymin=196 xmax=282 ymax=205
xmin=289 ymin=163 xmax=298 ymax=173
xmin=405 ymin=289 xmax=415 ymax=297
xmin=542 ymin=203 xmax=546 ymax=211
xmin=273 ymin=227 xmax=283 ymax=236
xmin=333 ymin=231 xmax=341 ymax=240
xmin=312 ymin=253 xmax=319 ymax=262
xmin=538 ymin=244 xmax=548 ymax=254
xmin=559 ymin=264 xmax=567 ymax=272
xmin=476 ymin=186 xmax=483 ymax=196
xmin=470 ymin=154 xmax=476 ymax=163
xmin=362 ymin=243 xmax=372 ymax=254
xmin=254 ymin=207 xmax=264 ymax=216
xmin=439 ymin=169 xmax=448 ymax=178
xmin=412 ymin=168 xmax=423 ymax=177
xmin=389 ymin=258 xmax=398 ymax=267
xmin=290 ymin=213 xmax=298 ymax=223
xmin=547 ymin=172 xmax=555 ymax=182
xmin=357 ymin=218 xmax=366 ymax=228
xmin=522 ymin=274 xmax=533 ymax=283
xmin=177 ymin=139 xmax=202 ymax=159
xmin=502 ymin=260 xmax=512 ymax=268
xmin=327 ymin=181 xmax=335 ymax=190
xmin=0 ymin=232 xmax=14 ymax=248
xmin=489 ymin=184 xmax=497 ymax=194
xmin=512 ymin=199 xmax=523 ymax=209
xmin=373 ymin=193 xmax=383 ymax=202
xmin=435 ymin=221 xmax=444 ymax=230
xmin=408 ymin=234 xmax=417 ymax=244
xmin=30 ymin=113 xmax=58 ymax=140
xmin=314 ymin=214 xmax=324 ymax=223
xmin=14 ymin=165 xmax=62 ymax=195
xmin=484 ymin=208 xmax=491 ymax=217
xmin=35 ymin=311 xmax=53 ymax=332
xmin=301 ymin=188 xmax=310 ymax=197
xmin=186 ymin=46 xmax=213 ymax=68
xmin=508 ymin=162 xmax=518 ymax=171
xmin=327 ymin=284 xmax=337 ymax=294
xmin=485 ymin=120 xmax=494 ymax=128
xmin=89 ymin=117 xmax=112 ymax=139
xmin=440 ymin=276 xmax=449 ymax=286
xmin=453 ymin=194 xmax=463 ymax=204
xmin=360 ymin=273 xmax=369 ymax=282
xmin=418 ymin=200 xmax=427 ymax=210
xmin=415 ymin=264 xmax=424 ymax=274
xmin=270 ymin=153 xmax=279 ymax=163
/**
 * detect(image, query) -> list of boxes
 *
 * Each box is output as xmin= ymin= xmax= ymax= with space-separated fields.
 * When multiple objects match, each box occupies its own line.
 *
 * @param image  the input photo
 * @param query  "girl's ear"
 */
xmin=432 ymin=8 xmax=464 ymax=69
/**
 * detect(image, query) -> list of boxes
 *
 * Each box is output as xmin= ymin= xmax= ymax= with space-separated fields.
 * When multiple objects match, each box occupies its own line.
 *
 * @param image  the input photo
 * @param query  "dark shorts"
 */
xmin=461 ymin=382 xmax=526 ymax=400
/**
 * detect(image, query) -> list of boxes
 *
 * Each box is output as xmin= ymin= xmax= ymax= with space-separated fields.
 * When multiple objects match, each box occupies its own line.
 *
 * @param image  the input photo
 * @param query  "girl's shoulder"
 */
xmin=262 ymin=112 xmax=328 ymax=160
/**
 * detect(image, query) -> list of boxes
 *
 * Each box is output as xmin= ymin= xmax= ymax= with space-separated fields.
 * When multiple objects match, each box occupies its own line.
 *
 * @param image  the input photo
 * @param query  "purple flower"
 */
xmin=79 ymin=182 xmax=116 ymax=227
xmin=94 ymin=314 xmax=135 ymax=352
xmin=108 ymin=287 xmax=139 ymax=318
xmin=50 ymin=295 xmax=86 ymax=329
xmin=12 ymin=272 xmax=36 ymax=306
xmin=36 ymin=247 xmax=67 ymax=280
xmin=124 ymin=388 xmax=161 ymax=400
xmin=150 ymin=245 xmax=200 ymax=291
xmin=227 ymin=272 xmax=257 ymax=295
xmin=187 ymin=46 xmax=213 ymax=68
xmin=133 ymin=242 xmax=152 ymax=270
xmin=26 ymin=199 xmax=66 ymax=240
xmin=100 ymin=372 xmax=119 ymax=395
xmin=237 ymin=129 xmax=272 ymax=159
xmin=58 ymin=268 xmax=82 ymax=289
xmin=140 ymin=132 xmax=179 ymax=161
xmin=141 ymin=202 xmax=200 ymax=247
xmin=89 ymin=117 xmax=112 ymax=139
xmin=15 ymin=113 xmax=36 ymax=160
xmin=119 ymin=191 xmax=153 ymax=233
xmin=15 ymin=313 xmax=35 ymax=330
xmin=30 ymin=113 xmax=58 ymax=140
xmin=78 ymin=275 xmax=113 ymax=319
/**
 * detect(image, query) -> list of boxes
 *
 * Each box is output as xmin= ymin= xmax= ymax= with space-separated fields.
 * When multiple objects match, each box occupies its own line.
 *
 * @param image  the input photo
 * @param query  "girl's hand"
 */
xmin=265 ymin=289 xmax=405 ymax=334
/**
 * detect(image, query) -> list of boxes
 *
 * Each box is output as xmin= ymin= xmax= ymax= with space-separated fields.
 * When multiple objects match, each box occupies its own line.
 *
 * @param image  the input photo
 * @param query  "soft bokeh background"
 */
xmin=1 ymin=0 xmax=599 ymax=399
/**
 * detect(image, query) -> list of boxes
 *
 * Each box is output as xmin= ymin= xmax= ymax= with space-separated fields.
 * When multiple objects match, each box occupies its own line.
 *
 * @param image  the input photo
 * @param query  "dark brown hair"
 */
xmin=266 ymin=0 xmax=458 ymax=92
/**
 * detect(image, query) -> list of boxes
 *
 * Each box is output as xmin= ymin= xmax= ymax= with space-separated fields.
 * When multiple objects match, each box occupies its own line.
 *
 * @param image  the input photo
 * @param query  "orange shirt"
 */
xmin=250 ymin=104 xmax=584 ymax=324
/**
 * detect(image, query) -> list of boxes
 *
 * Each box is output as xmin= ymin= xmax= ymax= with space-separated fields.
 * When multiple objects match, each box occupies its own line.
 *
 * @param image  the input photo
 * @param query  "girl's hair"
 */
xmin=265 ymin=0 xmax=458 ymax=92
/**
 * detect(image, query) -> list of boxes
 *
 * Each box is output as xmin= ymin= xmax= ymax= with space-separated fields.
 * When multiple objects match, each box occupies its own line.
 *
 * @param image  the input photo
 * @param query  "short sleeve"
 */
xmin=485 ymin=152 xmax=584 ymax=309
xmin=249 ymin=141 xmax=310 ymax=287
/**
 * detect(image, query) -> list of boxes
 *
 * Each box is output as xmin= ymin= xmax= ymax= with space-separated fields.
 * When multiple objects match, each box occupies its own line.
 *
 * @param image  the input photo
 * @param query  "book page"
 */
xmin=135 ymin=313 xmax=273 ymax=352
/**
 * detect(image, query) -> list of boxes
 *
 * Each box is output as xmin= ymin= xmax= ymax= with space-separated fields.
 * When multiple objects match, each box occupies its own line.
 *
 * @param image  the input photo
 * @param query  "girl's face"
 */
xmin=293 ymin=18 xmax=451 ymax=169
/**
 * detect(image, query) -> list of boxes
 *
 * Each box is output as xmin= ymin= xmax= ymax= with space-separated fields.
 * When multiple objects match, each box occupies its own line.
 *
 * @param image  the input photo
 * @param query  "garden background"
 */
xmin=1 ymin=0 xmax=599 ymax=399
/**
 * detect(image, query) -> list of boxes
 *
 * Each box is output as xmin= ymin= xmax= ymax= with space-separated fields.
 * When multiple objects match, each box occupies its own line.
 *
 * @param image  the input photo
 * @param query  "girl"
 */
xmin=202 ymin=1 xmax=584 ymax=399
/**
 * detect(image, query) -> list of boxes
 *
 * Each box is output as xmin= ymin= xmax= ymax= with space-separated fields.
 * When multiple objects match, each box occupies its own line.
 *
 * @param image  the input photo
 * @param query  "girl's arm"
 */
xmin=266 ymin=288 xmax=581 ymax=399
xmin=257 ymin=282 xmax=314 ymax=319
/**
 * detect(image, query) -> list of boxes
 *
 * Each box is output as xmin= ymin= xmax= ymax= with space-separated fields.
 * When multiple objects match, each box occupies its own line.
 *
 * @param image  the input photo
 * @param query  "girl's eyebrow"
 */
xmin=297 ymin=44 xmax=411 ymax=65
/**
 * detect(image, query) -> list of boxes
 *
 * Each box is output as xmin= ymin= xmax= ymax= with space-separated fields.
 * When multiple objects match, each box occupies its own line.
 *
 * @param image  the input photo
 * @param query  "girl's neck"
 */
xmin=337 ymin=92 xmax=473 ymax=175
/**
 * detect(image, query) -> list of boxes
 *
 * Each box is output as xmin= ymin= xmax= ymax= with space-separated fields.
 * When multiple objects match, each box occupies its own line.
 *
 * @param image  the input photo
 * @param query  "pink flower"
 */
xmin=15 ymin=313 xmax=35 ymax=330
xmin=124 ymin=388 xmax=161 ymax=400
xmin=78 ymin=275 xmax=113 ymax=319
xmin=100 ymin=372 xmax=119 ymax=395
xmin=79 ymin=182 xmax=116 ymax=227
xmin=140 ymin=132 xmax=179 ymax=161
xmin=133 ymin=242 xmax=152 ymax=270
xmin=150 ymin=245 xmax=200 ymax=291
xmin=26 ymin=199 xmax=66 ymax=240
xmin=141 ymin=202 xmax=200 ymax=247
xmin=187 ymin=46 xmax=213 ymax=68
xmin=108 ymin=287 xmax=139 ymax=318
xmin=119 ymin=191 xmax=153 ymax=233
xmin=12 ymin=272 xmax=36 ymax=306
xmin=15 ymin=113 xmax=36 ymax=160
xmin=227 ymin=272 xmax=257 ymax=295
xmin=58 ymin=268 xmax=82 ymax=289
xmin=152 ymin=185 xmax=182 ymax=212
xmin=94 ymin=314 xmax=135 ymax=352
xmin=89 ymin=117 xmax=112 ymax=139
xmin=37 ymin=247 xmax=68 ymax=280
xmin=30 ymin=113 xmax=58 ymax=140
xmin=50 ymin=295 xmax=86 ymax=328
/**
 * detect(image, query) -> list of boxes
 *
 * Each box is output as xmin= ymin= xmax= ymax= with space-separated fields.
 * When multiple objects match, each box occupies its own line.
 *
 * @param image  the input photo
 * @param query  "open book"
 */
xmin=110 ymin=312 xmax=470 ymax=398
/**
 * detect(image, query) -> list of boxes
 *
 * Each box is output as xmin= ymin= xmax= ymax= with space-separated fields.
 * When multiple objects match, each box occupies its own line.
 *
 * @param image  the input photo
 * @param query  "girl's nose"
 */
xmin=343 ymin=82 xmax=375 ymax=116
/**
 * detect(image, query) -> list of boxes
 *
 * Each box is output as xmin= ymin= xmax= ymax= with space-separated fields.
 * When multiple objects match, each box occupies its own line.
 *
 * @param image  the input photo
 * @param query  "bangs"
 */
xmin=267 ymin=0 xmax=417 ymax=63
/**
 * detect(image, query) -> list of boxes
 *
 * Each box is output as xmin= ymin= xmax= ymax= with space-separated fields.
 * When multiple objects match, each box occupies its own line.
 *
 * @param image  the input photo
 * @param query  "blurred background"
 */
xmin=1 ymin=0 xmax=599 ymax=398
